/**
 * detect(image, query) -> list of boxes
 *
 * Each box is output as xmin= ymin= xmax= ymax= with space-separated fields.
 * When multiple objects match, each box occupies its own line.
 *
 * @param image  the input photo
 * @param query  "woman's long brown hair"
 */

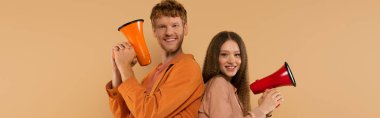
xmin=202 ymin=31 xmax=251 ymax=116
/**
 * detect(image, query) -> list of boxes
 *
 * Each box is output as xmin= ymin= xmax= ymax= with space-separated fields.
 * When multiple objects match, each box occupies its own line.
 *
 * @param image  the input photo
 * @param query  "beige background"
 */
xmin=1 ymin=0 xmax=379 ymax=117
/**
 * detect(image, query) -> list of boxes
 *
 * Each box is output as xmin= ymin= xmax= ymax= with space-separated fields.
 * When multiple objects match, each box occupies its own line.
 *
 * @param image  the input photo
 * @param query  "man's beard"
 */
xmin=164 ymin=35 xmax=183 ymax=56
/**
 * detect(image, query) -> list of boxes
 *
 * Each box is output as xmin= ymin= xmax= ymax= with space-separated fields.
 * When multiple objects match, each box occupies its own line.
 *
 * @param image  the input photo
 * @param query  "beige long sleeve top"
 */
xmin=199 ymin=76 xmax=266 ymax=118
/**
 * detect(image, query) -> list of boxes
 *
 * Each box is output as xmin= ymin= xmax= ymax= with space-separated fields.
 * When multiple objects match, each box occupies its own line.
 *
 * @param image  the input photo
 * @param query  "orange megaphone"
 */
xmin=250 ymin=62 xmax=296 ymax=94
xmin=118 ymin=19 xmax=151 ymax=66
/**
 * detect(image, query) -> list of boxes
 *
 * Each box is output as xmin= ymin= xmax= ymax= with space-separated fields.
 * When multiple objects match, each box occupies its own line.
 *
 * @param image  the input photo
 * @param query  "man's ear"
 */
xmin=152 ymin=24 xmax=158 ymax=38
xmin=183 ymin=23 xmax=188 ymax=36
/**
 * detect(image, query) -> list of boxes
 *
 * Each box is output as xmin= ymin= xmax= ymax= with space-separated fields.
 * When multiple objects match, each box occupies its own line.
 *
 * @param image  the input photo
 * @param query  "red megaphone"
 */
xmin=250 ymin=62 xmax=296 ymax=94
xmin=118 ymin=19 xmax=151 ymax=66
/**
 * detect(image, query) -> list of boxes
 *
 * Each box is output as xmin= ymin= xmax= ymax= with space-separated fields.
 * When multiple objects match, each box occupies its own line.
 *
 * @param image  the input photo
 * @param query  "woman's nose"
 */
xmin=227 ymin=55 xmax=235 ymax=63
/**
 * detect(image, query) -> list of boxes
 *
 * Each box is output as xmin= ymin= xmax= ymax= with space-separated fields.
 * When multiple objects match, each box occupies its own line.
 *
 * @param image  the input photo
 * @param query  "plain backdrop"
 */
xmin=1 ymin=0 xmax=379 ymax=117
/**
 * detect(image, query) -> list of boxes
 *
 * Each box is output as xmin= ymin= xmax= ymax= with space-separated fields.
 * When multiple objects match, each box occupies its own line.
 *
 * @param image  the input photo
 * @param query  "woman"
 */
xmin=199 ymin=31 xmax=284 ymax=118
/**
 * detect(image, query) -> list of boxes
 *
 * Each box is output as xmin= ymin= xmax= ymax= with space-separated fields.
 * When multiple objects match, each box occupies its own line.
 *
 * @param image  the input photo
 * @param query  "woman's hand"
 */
xmin=257 ymin=89 xmax=284 ymax=114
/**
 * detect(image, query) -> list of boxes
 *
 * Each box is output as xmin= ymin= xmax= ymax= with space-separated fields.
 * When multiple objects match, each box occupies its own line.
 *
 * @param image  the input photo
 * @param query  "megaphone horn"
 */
xmin=250 ymin=62 xmax=296 ymax=94
xmin=118 ymin=19 xmax=151 ymax=66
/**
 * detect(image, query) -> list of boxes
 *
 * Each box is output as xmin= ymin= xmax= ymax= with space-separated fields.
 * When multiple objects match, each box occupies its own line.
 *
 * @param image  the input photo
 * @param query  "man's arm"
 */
xmin=106 ymin=82 xmax=130 ymax=118
xmin=106 ymin=44 xmax=136 ymax=118
xmin=118 ymin=60 xmax=204 ymax=118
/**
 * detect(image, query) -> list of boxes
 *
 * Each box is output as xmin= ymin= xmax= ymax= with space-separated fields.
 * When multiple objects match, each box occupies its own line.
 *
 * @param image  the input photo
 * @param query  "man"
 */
xmin=105 ymin=0 xmax=204 ymax=117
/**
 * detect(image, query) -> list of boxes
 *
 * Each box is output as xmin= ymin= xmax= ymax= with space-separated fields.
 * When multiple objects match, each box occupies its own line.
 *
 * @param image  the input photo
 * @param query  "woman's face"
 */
xmin=219 ymin=39 xmax=241 ymax=80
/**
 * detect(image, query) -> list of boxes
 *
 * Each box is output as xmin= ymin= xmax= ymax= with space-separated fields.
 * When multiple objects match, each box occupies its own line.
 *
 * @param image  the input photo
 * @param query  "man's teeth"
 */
xmin=165 ymin=38 xmax=175 ymax=42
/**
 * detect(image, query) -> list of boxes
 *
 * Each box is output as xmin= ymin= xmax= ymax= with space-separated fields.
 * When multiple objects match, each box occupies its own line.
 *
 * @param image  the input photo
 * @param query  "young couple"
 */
xmin=105 ymin=0 xmax=283 ymax=118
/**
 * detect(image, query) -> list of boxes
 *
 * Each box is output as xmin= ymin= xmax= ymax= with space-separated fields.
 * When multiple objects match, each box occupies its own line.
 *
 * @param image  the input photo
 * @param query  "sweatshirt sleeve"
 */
xmin=206 ymin=77 xmax=234 ymax=118
xmin=203 ymin=77 xmax=266 ymax=118
xmin=117 ymin=60 xmax=204 ymax=118
xmin=105 ymin=81 xmax=130 ymax=118
xmin=249 ymin=107 xmax=266 ymax=118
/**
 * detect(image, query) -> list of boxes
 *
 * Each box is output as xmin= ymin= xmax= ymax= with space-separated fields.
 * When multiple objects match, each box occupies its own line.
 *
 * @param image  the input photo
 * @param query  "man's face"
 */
xmin=153 ymin=16 xmax=188 ymax=55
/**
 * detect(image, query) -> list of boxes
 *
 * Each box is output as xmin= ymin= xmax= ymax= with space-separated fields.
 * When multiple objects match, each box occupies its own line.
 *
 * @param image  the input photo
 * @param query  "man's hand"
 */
xmin=112 ymin=42 xmax=137 ymax=81
xmin=111 ymin=48 xmax=122 ymax=88
xmin=113 ymin=42 xmax=136 ymax=68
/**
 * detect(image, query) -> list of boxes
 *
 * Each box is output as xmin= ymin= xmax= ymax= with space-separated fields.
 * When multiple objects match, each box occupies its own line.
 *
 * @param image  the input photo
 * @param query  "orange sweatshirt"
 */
xmin=106 ymin=54 xmax=205 ymax=118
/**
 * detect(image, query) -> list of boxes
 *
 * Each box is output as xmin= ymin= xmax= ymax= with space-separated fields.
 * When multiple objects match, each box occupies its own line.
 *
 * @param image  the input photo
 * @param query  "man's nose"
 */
xmin=165 ymin=27 xmax=174 ymax=36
